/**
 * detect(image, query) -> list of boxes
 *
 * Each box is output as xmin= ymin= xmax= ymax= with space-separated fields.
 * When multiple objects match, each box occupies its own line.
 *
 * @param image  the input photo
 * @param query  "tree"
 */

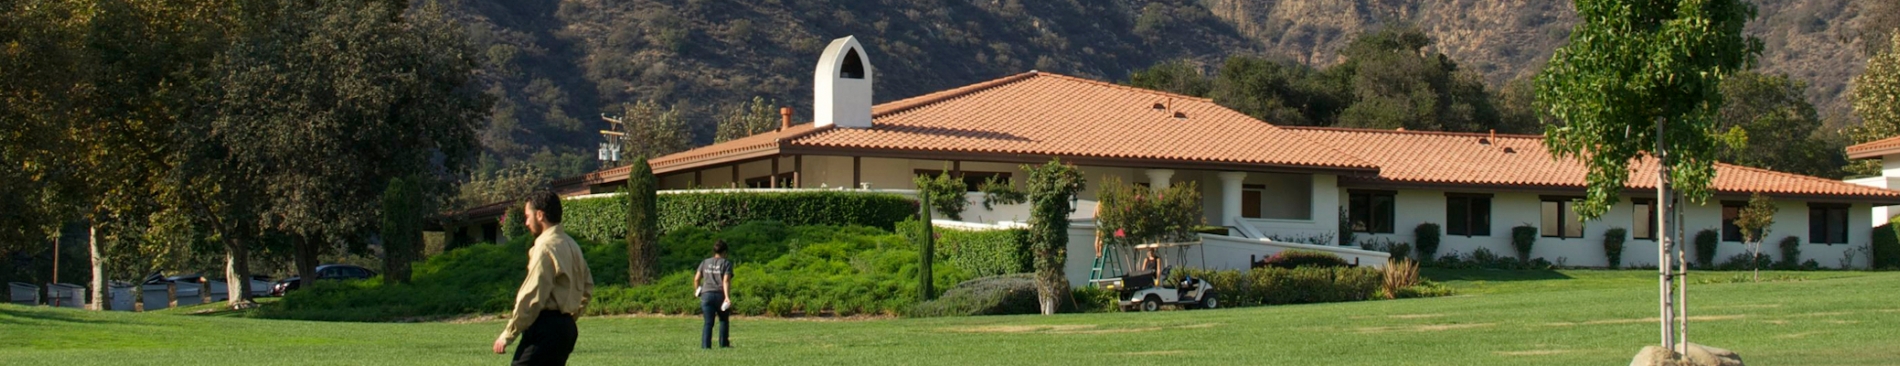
xmin=380 ymin=177 xmax=425 ymax=284
xmin=1207 ymin=56 xmax=1347 ymax=126
xmin=915 ymin=189 xmax=935 ymax=301
xmin=1022 ymin=159 xmax=1085 ymax=315
xmin=913 ymin=170 xmax=968 ymax=221
xmin=1733 ymin=193 xmax=1776 ymax=282
xmin=1715 ymin=72 xmax=1842 ymax=178
xmin=714 ymin=96 xmax=780 ymax=143
xmin=200 ymin=0 xmax=488 ymax=292
xmin=1127 ymin=59 xmax=1212 ymax=98
xmin=1848 ymin=34 xmax=1900 ymax=176
xmin=1334 ymin=26 xmax=1500 ymax=133
xmin=1536 ymin=0 xmax=1759 ymax=353
xmin=625 ymin=157 xmax=659 ymax=285
xmin=617 ymin=100 xmax=691 ymax=160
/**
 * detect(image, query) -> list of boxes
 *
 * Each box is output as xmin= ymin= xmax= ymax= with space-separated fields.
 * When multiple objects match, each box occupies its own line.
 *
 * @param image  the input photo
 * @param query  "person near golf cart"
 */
xmin=1139 ymin=249 xmax=1159 ymax=272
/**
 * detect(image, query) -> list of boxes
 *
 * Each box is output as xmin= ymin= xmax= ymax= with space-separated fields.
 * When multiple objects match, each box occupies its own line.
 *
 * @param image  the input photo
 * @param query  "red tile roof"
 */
xmin=790 ymin=72 xmax=1376 ymax=170
xmin=1847 ymin=135 xmax=1900 ymax=160
xmin=1291 ymin=127 xmax=1900 ymax=202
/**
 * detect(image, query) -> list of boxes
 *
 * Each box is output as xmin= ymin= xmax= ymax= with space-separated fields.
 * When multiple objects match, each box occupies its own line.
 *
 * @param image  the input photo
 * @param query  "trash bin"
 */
xmin=109 ymin=282 xmax=137 ymax=311
xmin=8 ymin=282 xmax=37 ymax=305
xmin=141 ymin=283 xmax=173 ymax=311
xmin=45 ymin=283 xmax=85 ymax=308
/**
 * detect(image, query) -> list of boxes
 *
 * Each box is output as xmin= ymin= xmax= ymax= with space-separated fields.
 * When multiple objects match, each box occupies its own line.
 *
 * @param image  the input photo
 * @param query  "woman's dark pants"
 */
xmin=700 ymin=291 xmax=731 ymax=348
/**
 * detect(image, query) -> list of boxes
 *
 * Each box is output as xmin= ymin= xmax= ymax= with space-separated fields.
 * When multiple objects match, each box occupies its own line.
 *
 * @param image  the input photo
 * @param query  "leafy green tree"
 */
xmin=1334 ymin=26 xmax=1499 ymax=132
xmin=1848 ymin=34 xmax=1900 ymax=176
xmin=1127 ymin=59 xmax=1212 ymax=97
xmin=616 ymin=100 xmax=692 ymax=160
xmin=1715 ymin=72 xmax=1843 ymax=179
xmin=1208 ymin=56 xmax=1347 ymax=126
xmin=913 ymin=170 xmax=968 ymax=221
xmin=1536 ymin=0 xmax=1758 ymax=351
xmin=625 ymin=157 xmax=659 ymax=285
xmin=715 ymin=96 xmax=781 ymax=143
xmin=1733 ymin=193 xmax=1776 ymax=282
xmin=199 ymin=0 xmax=488 ymax=290
xmin=1022 ymin=159 xmax=1085 ymax=315
xmin=380 ymin=177 xmax=425 ymax=284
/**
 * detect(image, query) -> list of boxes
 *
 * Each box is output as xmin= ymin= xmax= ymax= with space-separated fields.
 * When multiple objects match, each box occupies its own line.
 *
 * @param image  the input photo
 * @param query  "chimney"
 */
xmin=780 ymin=106 xmax=793 ymax=130
xmin=814 ymin=36 xmax=873 ymax=129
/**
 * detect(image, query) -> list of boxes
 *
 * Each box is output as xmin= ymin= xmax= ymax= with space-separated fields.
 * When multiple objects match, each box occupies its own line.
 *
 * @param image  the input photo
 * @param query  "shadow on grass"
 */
xmin=1421 ymin=268 xmax=1573 ymax=282
xmin=0 ymin=305 xmax=134 ymax=326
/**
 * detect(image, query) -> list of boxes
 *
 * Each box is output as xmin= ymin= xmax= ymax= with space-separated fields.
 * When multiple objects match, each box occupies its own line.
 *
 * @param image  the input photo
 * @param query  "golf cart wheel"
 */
xmin=1201 ymin=292 xmax=1218 ymax=309
xmin=1140 ymin=295 xmax=1161 ymax=312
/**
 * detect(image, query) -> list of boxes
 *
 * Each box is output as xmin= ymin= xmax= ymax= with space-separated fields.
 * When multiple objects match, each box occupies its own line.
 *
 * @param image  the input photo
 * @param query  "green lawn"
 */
xmin=3 ymin=270 xmax=1897 ymax=365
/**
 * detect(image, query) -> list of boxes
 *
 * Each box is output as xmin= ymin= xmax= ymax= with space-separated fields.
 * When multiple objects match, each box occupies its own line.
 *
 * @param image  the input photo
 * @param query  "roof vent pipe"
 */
xmin=780 ymin=106 xmax=793 ymax=130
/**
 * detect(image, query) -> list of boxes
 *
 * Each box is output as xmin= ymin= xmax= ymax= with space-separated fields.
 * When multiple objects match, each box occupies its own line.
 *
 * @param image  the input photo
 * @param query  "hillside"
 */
xmin=436 ymin=0 xmax=1888 ymax=177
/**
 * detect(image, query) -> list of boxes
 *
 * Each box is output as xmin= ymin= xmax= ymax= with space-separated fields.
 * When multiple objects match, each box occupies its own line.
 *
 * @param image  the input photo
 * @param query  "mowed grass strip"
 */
xmin=2 ymin=271 xmax=1896 ymax=365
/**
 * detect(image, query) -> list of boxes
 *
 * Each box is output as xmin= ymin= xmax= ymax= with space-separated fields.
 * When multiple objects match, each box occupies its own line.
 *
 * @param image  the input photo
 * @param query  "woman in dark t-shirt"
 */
xmin=693 ymin=240 xmax=734 ymax=349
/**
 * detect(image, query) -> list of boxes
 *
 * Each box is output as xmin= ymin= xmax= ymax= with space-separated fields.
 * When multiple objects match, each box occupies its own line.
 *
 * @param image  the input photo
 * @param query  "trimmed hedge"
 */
xmin=262 ymin=223 xmax=968 ymax=321
xmin=1170 ymin=266 xmax=1382 ymax=308
xmin=1414 ymin=223 xmax=1441 ymax=261
xmin=1874 ymin=223 xmax=1899 ymax=270
xmin=909 ymin=274 xmax=1039 ymax=317
xmin=900 ymin=221 xmax=1031 ymax=278
xmin=1258 ymin=249 xmax=1349 ymax=269
xmin=1602 ymin=228 xmax=1627 ymax=269
xmin=562 ymin=191 xmax=918 ymax=244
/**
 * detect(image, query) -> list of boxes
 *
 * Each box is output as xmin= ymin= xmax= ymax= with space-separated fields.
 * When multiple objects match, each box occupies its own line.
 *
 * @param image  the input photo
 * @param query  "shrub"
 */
xmin=913 ymin=170 xmax=968 ymax=221
xmin=501 ymin=206 xmax=527 ymax=242
xmin=1414 ymin=223 xmax=1441 ymax=261
xmin=1171 ymin=266 xmax=1384 ymax=307
xmin=562 ymin=191 xmax=918 ymax=243
xmin=1694 ymin=229 xmax=1721 ymax=268
xmin=1510 ymin=225 xmax=1537 ymax=265
xmin=1068 ymin=286 xmax=1119 ymax=313
xmin=1601 ymin=227 xmax=1627 ymax=269
xmin=1874 ymin=223 xmax=1900 ymax=270
xmin=1259 ymin=250 xmax=1350 ymax=269
xmin=908 ymin=274 xmax=1039 ymax=317
xmin=900 ymin=221 xmax=1031 ymax=278
xmin=1716 ymin=253 xmax=1772 ymax=271
xmin=1381 ymin=259 xmax=1420 ymax=299
xmin=263 ymin=223 xmax=971 ymax=321
xmin=1775 ymin=236 xmax=1802 ymax=270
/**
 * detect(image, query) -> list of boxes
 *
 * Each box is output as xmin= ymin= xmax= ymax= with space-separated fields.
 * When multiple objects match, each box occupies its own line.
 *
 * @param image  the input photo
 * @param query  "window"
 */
xmin=1721 ymin=201 xmax=1745 ymax=242
xmin=1349 ymin=190 xmax=1395 ymax=234
xmin=1633 ymin=199 xmax=1657 ymax=240
xmin=1241 ymin=184 xmax=1264 ymax=218
xmin=1446 ymin=194 xmax=1491 ymax=236
xmin=913 ymin=170 xmax=1010 ymax=192
xmin=1541 ymin=197 xmax=1584 ymax=238
xmin=1810 ymin=204 xmax=1850 ymax=244
xmin=745 ymin=173 xmax=795 ymax=188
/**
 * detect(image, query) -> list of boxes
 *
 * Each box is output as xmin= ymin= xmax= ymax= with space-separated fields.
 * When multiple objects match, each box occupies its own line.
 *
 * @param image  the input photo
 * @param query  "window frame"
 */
xmin=1445 ymin=193 xmax=1492 ymax=237
xmin=1809 ymin=204 xmax=1850 ymax=244
xmin=1348 ymin=190 xmax=1396 ymax=234
xmin=1720 ymin=201 xmax=1745 ymax=243
xmin=1632 ymin=198 xmax=1657 ymax=240
xmin=1540 ymin=196 xmax=1585 ymax=239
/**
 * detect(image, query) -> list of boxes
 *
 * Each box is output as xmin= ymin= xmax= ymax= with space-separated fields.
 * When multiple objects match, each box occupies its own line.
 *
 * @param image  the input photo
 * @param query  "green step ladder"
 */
xmin=1088 ymin=240 xmax=1126 ymax=288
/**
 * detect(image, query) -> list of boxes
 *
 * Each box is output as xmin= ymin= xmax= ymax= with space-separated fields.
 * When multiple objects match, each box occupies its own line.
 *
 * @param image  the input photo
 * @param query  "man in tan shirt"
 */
xmin=492 ymin=190 xmax=594 ymax=365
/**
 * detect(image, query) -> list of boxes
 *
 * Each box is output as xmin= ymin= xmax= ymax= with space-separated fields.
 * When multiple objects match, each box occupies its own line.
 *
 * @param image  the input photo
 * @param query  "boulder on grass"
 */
xmin=1630 ymin=343 xmax=1744 ymax=366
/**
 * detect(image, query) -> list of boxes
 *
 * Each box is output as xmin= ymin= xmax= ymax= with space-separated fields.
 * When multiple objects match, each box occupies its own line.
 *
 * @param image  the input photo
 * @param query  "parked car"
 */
xmin=271 ymin=264 xmax=377 ymax=296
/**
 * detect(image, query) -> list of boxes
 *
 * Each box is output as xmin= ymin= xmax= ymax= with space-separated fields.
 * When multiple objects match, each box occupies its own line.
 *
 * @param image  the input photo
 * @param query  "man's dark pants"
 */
xmin=513 ymin=310 xmax=577 ymax=366
xmin=700 ymin=291 xmax=730 ymax=348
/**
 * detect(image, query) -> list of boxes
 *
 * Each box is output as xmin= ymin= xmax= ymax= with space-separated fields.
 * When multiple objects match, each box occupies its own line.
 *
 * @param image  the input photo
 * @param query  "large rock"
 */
xmin=1630 ymin=343 xmax=1745 ymax=366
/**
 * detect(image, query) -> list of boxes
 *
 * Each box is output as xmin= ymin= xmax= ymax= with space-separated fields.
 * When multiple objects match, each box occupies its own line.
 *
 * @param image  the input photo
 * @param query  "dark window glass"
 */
xmin=1721 ymin=202 xmax=1744 ymax=242
xmin=1810 ymin=205 xmax=1850 ymax=244
xmin=1446 ymin=195 xmax=1491 ymax=236
xmin=1633 ymin=200 xmax=1657 ymax=240
xmin=1350 ymin=191 xmax=1395 ymax=234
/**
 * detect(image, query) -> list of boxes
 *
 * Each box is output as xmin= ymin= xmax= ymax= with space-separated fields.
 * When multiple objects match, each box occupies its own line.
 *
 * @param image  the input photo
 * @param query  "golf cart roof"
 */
xmin=1132 ymin=242 xmax=1202 ymax=250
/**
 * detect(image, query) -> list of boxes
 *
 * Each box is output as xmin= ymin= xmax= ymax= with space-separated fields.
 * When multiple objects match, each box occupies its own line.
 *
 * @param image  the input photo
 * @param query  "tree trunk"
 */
xmin=1656 ymin=119 xmax=1676 ymax=350
xmin=88 ymin=223 xmax=106 ymax=311
xmin=225 ymin=238 xmax=252 ymax=307
xmin=295 ymin=236 xmax=320 ymax=290
xmin=918 ymin=190 xmax=934 ymax=301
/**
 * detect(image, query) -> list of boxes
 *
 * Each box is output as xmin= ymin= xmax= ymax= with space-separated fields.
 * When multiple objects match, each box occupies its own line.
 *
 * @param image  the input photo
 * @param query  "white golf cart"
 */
xmin=1091 ymin=242 xmax=1217 ymax=312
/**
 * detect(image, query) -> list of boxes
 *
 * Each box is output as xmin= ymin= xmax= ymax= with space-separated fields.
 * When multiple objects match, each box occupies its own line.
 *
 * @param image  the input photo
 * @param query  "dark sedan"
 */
xmin=270 ymin=264 xmax=377 ymax=296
